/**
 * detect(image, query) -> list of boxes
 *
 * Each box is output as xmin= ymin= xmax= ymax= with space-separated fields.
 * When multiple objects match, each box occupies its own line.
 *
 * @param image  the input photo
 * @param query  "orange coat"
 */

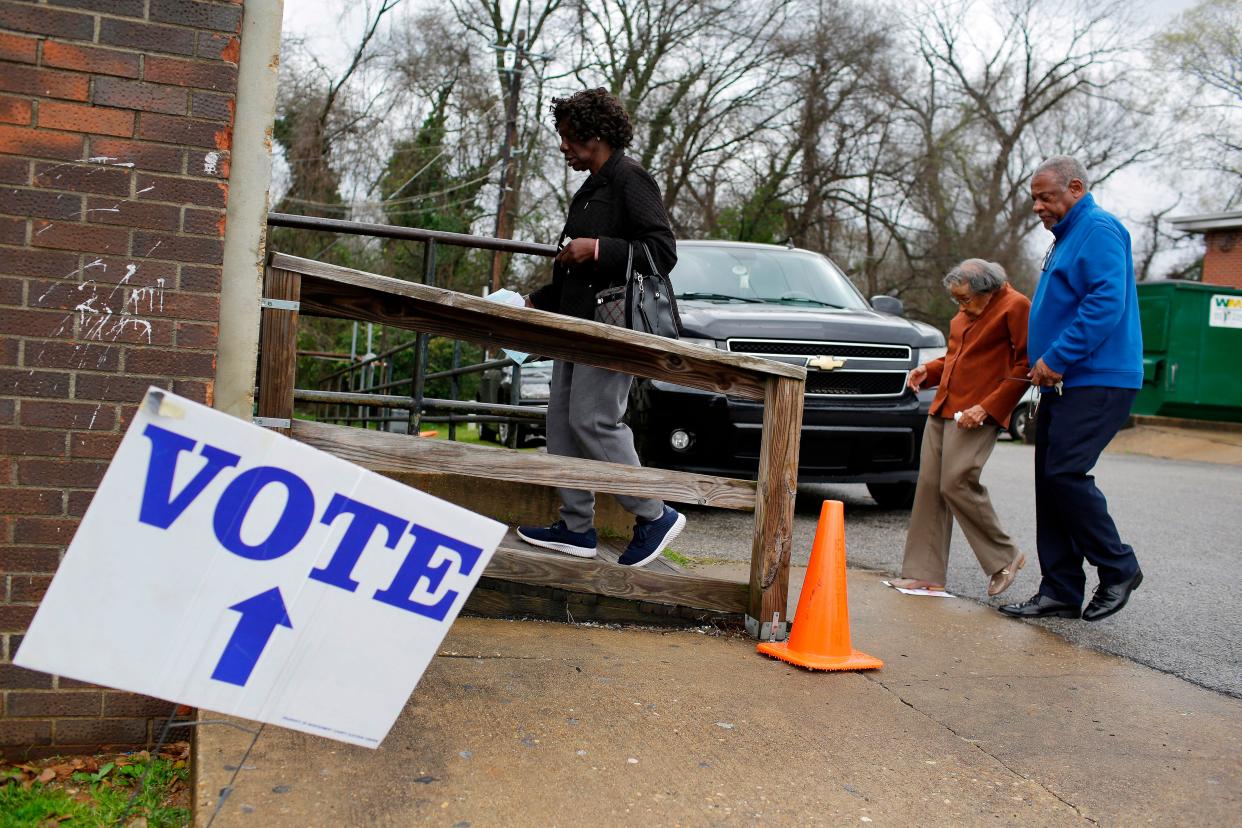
xmin=924 ymin=283 xmax=1031 ymax=428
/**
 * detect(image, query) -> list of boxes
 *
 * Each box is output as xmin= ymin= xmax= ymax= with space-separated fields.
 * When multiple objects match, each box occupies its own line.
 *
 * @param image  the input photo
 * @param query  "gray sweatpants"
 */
xmin=546 ymin=360 xmax=664 ymax=532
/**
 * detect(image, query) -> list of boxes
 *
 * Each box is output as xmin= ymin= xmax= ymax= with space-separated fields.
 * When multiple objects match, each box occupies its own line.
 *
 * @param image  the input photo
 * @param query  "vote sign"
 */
xmin=16 ymin=389 xmax=506 ymax=748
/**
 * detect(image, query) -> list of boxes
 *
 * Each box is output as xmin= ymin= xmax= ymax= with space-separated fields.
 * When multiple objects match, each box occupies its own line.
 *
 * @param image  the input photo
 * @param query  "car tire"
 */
xmin=1008 ymin=404 xmax=1031 ymax=442
xmin=480 ymin=420 xmax=500 ymax=443
xmin=866 ymin=481 xmax=916 ymax=509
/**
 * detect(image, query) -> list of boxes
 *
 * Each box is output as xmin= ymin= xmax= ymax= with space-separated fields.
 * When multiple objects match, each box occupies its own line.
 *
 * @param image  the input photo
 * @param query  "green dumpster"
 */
xmin=1134 ymin=281 xmax=1242 ymax=423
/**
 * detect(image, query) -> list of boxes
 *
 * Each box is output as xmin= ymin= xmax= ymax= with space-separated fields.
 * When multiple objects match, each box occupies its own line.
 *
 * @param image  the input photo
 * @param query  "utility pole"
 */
xmin=490 ymin=30 xmax=526 ymax=294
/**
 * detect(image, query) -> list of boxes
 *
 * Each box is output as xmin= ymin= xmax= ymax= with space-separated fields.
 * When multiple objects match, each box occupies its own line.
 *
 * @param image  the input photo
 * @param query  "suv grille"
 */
xmin=727 ymin=339 xmax=910 ymax=360
xmin=805 ymin=370 xmax=908 ymax=397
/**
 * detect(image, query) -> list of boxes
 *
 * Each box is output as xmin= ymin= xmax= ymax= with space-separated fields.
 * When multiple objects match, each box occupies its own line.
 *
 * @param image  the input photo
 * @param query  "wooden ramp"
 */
xmin=467 ymin=530 xmax=749 ymax=627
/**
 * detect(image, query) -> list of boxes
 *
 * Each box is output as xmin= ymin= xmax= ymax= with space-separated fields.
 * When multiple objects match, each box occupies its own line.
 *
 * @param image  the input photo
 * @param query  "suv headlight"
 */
xmin=917 ymin=347 xmax=946 ymax=365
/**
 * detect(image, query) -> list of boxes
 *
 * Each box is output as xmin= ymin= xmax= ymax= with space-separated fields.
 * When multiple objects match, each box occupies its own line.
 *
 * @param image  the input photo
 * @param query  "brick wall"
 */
xmin=1203 ymin=229 xmax=1242 ymax=289
xmin=1 ymin=0 xmax=242 ymax=759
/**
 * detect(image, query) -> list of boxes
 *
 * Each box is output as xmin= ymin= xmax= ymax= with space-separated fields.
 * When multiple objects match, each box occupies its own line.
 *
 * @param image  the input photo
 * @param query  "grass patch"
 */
xmin=661 ymin=548 xmax=693 ymax=567
xmin=1 ymin=744 xmax=190 ymax=828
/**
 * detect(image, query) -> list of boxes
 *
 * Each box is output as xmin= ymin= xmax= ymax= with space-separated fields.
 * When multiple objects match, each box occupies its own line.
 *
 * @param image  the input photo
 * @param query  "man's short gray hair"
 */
xmin=1034 ymin=155 xmax=1089 ymax=190
xmin=943 ymin=258 xmax=1008 ymax=294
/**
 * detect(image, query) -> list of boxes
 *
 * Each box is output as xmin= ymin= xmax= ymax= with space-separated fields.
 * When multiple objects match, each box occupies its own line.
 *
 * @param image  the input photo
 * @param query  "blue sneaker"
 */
xmin=619 ymin=506 xmax=686 ymax=568
xmin=516 ymin=520 xmax=598 ymax=558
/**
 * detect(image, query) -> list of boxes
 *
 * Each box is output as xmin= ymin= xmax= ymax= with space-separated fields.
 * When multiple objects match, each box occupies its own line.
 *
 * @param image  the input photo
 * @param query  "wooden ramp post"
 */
xmin=257 ymin=264 xmax=300 ymax=435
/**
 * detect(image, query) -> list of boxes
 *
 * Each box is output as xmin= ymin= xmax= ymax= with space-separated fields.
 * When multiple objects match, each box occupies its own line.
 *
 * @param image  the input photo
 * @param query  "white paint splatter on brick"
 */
xmin=203 ymin=151 xmax=220 ymax=175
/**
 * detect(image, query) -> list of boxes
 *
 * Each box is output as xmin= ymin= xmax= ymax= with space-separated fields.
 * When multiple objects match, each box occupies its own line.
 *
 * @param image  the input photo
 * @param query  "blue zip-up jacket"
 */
xmin=1028 ymin=193 xmax=1143 ymax=389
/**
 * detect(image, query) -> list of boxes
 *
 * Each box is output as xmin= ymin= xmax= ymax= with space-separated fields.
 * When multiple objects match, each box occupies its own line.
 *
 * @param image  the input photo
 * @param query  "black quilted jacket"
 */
xmin=530 ymin=151 xmax=677 ymax=321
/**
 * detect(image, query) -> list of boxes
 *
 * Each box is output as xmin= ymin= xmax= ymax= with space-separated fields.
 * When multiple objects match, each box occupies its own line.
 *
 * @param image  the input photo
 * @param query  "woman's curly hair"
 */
xmin=549 ymin=88 xmax=634 ymax=150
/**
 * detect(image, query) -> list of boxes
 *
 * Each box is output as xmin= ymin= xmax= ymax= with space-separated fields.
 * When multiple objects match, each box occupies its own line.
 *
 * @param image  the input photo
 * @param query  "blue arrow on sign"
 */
xmin=211 ymin=587 xmax=293 ymax=687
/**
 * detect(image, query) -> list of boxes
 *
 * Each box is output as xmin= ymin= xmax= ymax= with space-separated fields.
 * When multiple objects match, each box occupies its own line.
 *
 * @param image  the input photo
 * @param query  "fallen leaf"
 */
xmin=37 ymin=768 xmax=56 ymax=783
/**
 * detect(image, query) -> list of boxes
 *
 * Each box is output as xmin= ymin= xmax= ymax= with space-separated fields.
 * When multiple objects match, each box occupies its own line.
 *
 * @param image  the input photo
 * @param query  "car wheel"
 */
xmin=480 ymin=420 xmax=500 ymax=443
xmin=866 ymin=481 xmax=916 ymax=509
xmin=1008 ymin=404 xmax=1030 ymax=442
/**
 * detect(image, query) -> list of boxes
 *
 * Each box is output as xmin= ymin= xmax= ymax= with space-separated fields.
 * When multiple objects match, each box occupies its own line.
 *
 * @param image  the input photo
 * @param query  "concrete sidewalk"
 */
xmin=194 ymin=565 xmax=1241 ymax=826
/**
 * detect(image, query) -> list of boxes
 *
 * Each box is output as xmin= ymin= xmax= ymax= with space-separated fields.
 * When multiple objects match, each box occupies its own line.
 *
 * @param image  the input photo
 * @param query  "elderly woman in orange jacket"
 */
xmin=893 ymin=259 xmax=1031 ymax=596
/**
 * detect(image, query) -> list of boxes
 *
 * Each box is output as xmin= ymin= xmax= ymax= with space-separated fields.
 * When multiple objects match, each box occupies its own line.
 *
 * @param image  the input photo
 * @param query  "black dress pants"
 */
xmin=1034 ymin=385 xmax=1140 ymax=605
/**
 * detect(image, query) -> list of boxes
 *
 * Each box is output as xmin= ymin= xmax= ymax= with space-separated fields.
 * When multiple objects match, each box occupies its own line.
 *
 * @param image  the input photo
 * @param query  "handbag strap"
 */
xmin=638 ymin=241 xmax=661 ymax=277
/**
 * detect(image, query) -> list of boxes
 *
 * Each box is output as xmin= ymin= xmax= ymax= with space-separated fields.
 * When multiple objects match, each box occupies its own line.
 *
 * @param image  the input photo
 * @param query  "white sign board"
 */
xmin=1208 ymin=293 xmax=1242 ymax=329
xmin=16 ymin=389 xmax=505 ymax=748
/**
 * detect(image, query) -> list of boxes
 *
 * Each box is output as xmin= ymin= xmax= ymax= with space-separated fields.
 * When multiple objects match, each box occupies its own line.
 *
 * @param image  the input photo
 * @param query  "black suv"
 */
xmin=627 ymin=240 xmax=946 ymax=508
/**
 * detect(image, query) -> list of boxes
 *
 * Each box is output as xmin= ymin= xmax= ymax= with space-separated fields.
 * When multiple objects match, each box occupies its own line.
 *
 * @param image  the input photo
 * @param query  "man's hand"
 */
xmin=955 ymin=404 xmax=989 ymax=430
xmin=555 ymin=237 xmax=596 ymax=265
xmin=907 ymin=364 xmax=927 ymax=391
xmin=1029 ymin=358 xmax=1064 ymax=387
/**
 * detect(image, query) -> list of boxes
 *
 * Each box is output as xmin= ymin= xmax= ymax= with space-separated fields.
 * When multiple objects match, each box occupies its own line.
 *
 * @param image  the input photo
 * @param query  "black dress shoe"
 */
xmin=1082 ymin=569 xmax=1143 ymax=622
xmin=998 ymin=593 xmax=1082 ymax=619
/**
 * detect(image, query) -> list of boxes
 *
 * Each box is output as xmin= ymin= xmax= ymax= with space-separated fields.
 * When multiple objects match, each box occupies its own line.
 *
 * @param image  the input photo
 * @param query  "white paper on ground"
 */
xmin=16 ymin=389 xmax=506 ymax=749
xmin=882 ymin=580 xmax=954 ymax=598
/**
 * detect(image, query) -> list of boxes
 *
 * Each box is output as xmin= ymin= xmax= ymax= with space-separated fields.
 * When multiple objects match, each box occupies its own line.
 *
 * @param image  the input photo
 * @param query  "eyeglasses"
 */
xmin=952 ymin=293 xmax=980 ymax=306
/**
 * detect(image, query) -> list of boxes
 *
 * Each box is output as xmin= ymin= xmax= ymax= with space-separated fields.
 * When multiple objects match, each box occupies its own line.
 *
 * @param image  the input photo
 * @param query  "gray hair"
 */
xmin=943 ymin=258 xmax=1008 ymax=294
xmin=1034 ymin=155 xmax=1089 ymax=190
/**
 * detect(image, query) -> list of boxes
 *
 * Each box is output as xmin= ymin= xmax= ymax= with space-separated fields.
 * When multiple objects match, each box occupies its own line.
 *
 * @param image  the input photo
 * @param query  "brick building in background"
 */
xmin=1169 ymin=210 xmax=1242 ymax=290
xmin=1 ymin=0 xmax=248 ymax=758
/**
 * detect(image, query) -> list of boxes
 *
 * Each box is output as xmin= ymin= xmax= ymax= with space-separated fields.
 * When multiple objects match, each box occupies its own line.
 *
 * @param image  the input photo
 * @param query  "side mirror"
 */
xmin=871 ymin=295 xmax=903 ymax=316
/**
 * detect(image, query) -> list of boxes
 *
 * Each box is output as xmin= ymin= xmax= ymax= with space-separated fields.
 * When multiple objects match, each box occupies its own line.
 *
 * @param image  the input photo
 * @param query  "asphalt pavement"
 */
xmin=676 ymin=436 xmax=1242 ymax=699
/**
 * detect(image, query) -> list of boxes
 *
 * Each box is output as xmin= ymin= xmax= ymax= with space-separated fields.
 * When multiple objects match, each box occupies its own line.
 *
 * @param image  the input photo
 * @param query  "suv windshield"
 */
xmin=671 ymin=245 xmax=868 ymax=309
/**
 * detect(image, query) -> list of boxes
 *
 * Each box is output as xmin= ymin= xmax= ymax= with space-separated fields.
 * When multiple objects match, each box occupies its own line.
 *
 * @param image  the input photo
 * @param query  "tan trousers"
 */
xmin=900 ymin=416 xmax=1019 ymax=583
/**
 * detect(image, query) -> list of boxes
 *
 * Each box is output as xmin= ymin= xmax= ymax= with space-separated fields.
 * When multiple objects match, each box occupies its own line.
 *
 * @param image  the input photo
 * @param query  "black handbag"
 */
xmin=594 ymin=242 xmax=680 ymax=338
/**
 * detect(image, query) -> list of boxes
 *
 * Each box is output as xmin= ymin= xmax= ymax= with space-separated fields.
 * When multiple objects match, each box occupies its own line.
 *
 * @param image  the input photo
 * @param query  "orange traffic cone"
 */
xmin=757 ymin=499 xmax=882 ymax=671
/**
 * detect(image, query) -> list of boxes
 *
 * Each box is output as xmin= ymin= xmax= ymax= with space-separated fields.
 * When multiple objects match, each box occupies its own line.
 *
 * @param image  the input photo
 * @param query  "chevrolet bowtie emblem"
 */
xmin=808 ymin=355 xmax=847 ymax=371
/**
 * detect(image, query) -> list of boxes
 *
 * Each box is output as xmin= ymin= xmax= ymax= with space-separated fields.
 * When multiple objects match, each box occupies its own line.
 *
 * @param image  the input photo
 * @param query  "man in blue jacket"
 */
xmin=999 ymin=156 xmax=1145 ymax=622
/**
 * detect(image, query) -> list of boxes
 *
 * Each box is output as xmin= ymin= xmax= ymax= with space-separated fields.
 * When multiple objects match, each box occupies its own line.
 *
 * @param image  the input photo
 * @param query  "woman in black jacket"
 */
xmin=517 ymin=88 xmax=685 ymax=568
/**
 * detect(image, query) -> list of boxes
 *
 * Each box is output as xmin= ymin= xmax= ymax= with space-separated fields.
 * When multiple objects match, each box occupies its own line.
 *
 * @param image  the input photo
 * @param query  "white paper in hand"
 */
xmin=484 ymin=288 xmax=531 ymax=364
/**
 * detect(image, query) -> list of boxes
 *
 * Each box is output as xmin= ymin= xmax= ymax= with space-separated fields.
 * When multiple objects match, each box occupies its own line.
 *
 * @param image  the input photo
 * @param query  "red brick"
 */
xmin=0 ymin=488 xmax=62 ymax=516
xmin=55 ymin=677 xmax=103 ymax=690
xmin=85 ymin=196 xmax=179 ymax=231
xmin=182 ymin=206 xmax=224 ymax=236
xmin=171 ymin=378 xmax=212 ymax=403
xmin=0 ymin=664 xmax=53 ymax=690
xmin=8 ymin=691 xmax=101 ymax=717
xmin=0 ymin=247 xmax=77 ymax=279
xmin=198 ymin=32 xmax=240 ymax=63
xmin=33 ymin=160 xmax=128 ymax=196
xmin=150 ymin=0 xmax=242 ymax=33
xmin=18 ymin=459 xmax=107 ymax=488
xmin=67 ymin=489 xmax=94 ymax=515
xmin=0 ymin=368 xmax=70 ymax=398
xmin=0 ymin=336 xmax=17 ymax=365
xmin=69 ymin=432 xmax=120 ymax=458
xmin=0 ymin=65 xmax=90 ymax=102
xmin=75 ymin=372 xmax=165 ymax=402
xmin=0 ymin=604 xmax=37 ymax=632
xmin=187 ymin=147 xmax=228 ymax=178
xmin=0 ymin=156 xmax=29 ymax=185
xmin=0 ymin=720 xmax=52 ymax=750
xmin=0 ymin=186 xmax=81 ymax=221
xmin=124 ymin=347 xmax=215 ymax=377
xmin=93 ymin=78 xmax=187 ymax=116
xmin=0 ymin=32 xmax=39 ymax=64
xmin=0 ymin=124 xmax=85 ymax=160
xmin=54 ymin=718 xmax=149 ymax=747
xmin=10 ymin=575 xmax=53 ymax=602
xmin=0 ymin=546 xmax=58 ymax=573
xmin=175 ymin=321 xmax=217 ymax=349
xmin=39 ymin=100 xmax=136 ymax=138
xmin=0 ymin=95 xmax=32 ymax=126
xmin=43 ymin=41 xmax=143 ymax=80
xmin=136 ymin=112 xmax=220 ymax=147
xmin=48 ymin=0 xmax=145 ymax=17
xmin=0 ymin=546 xmax=61 ymax=572
xmin=144 ymin=55 xmax=237 ymax=92
xmin=23 ymin=341 xmax=120 ymax=372
xmin=104 ymin=693 xmax=174 ymax=717
xmin=99 ymin=18 xmax=196 ymax=57
xmin=179 ymin=264 xmax=219 ymax=292
xmin=134 ymin=173 xmax=225 ymax=207
xmin=189 ymin=90 xmax=231 ymax=122
xmin=0 ymin=307 xmax=76 ymax=339
xmin=20 ymin=400 xmax=115 ymax=430
xmin=131 ymin=231 xmax=222 ymax=264
xmin=32 ymin=221 xmax=129 ymax=255
xmin=93 ymin=255 xmax=178 ymax=286
xmin=87 ymin=137 xmax=183 ymax=173
xmin=0 ymin=218 xmax=23 ymax=246
xmin=0 ymin=5 xmax=94 ymax=41
xmin=0 ymin=429 xmax=66 ymax=456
